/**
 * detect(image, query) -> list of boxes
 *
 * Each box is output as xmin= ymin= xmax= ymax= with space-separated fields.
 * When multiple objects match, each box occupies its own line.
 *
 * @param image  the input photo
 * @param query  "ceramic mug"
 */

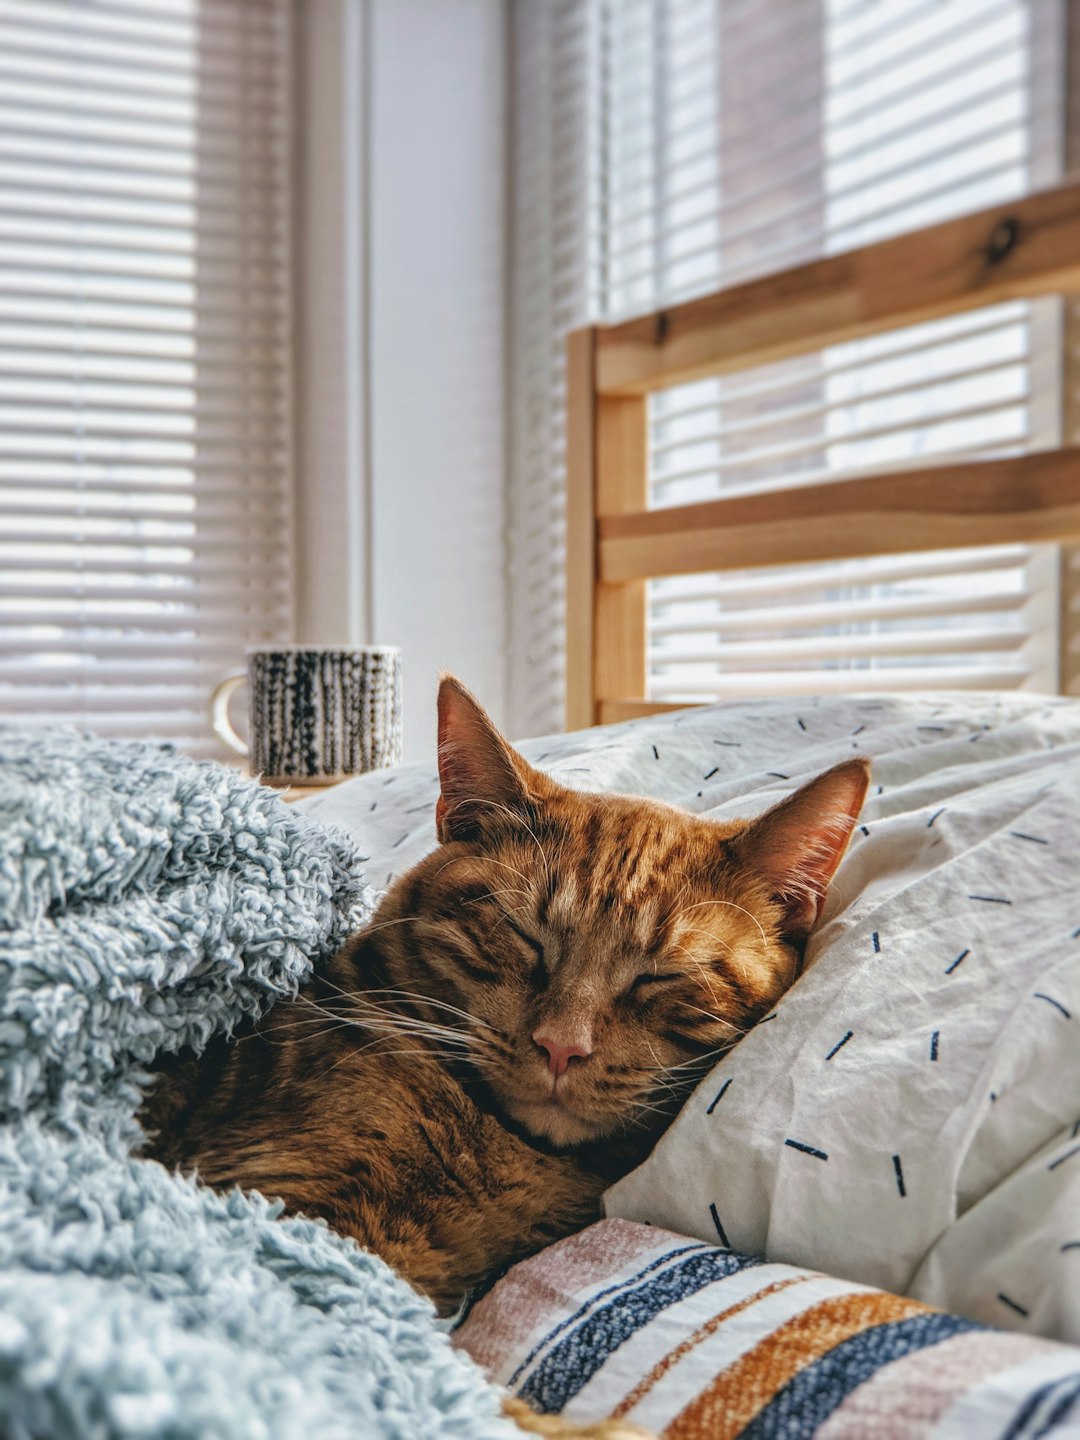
xmin=211 ymin=645 xmax=403 ymax=785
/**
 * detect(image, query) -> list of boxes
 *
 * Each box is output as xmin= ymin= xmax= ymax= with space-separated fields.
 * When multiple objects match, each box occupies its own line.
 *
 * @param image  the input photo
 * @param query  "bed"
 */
xmin=6 ymin=184 xmax=1080 ymax=1440
xmin=308 ymin=181 xmax=1080 ymax=1436
xmin=4 ymin=705 xmax=1078 ymax=1438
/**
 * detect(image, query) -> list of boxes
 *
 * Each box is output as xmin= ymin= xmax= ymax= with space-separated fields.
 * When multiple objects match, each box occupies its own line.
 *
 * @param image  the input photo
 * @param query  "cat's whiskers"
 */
xmin=644 ymin=1088 xmax=683 ymax=1111
xmin=250 ymin=1018 xmax=348 ymax=1042
xmin=305 ymin=987 xmax=463 ymax=1034
xmin=295 ymin=994 xmax=494 ymax=1056
xmin=343 ymin=1004 xmax=502 ymax=1055
xmin=350 ymin=1031 xmax=498 ymax=1064
xmin=247 ymin=1018 xmax=356 ymax=1047
xmin=345 ymin=1028 xmax=471 ymax=1061
xmin=351 ymin=1015 xmax=491 ymax=1051
xmin=374 ymin=1049 xmax=497 ymax=1067
xmin=628 ymin=1094 xmax=677 ymax=1122
xmin=669 ymin=927 xmax=738 ymax=962
xmin=472 ymin=855 xmax=535 ymax=891
xmin=315 ymin=977 xmax=501 ymax=1034
xmin=345 ymin=913 xmax=433 ymax=939
xmin=463 ymin=886 xmax=531 ymax=909
xmin=429 ymin=852 xmax=477 ymax=884
xmin=348 ymin=1030 xmax=503 ymax=1075
xmin=319 ymin=1038 xmax=499 ymax=1083
xmin=678 ymin=1043 xmax=738 ymax=1066
xmin=640 ymin=1027 xmax=664 ymax=1076
xmin=669 ymin=897 xmax=769 ymax=949
xmin=469 ymin=797 xmax=551 ymax=888
xmin=671 ymin=928 xmax=752 ymax=988
xmin=423 ymin=849 xmax=535 ymax=893
xmin=458 ymin=889 xmax=535 ymax=942
xmin=239 ymin=1000 xmax=377 ymax=1038
xmin=682 ymin=1003 xmax=747 ymax=1034
xmin=665 ymin=941 xmax=725 ymax=991
xmin=638 ymin=1041 xmax=738 ymax=1077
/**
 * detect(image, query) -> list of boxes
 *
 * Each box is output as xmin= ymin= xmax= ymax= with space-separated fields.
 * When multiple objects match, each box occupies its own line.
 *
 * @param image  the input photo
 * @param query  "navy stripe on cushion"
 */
xmin=519 ymin=1248 xmax=762 ymax=1413
xmin=739 ymin=1312 xmax=981 ymax=1440
xmin=506 ymin=1243 xmax=709 ymax=1388
xmin=1001 ymin=1370 xmax=1080 ymax=1440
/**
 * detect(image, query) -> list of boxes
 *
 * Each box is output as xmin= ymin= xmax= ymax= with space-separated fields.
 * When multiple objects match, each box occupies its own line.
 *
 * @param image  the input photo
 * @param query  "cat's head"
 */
xmin=370 ymin=677 xmax=868 ymax=1150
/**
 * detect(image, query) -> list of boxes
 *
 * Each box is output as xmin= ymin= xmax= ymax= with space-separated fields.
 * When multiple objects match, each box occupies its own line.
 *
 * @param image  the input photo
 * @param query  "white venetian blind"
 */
xmin=0 ymin=0 xmax=293 ymax=754
xmin=508 ymin=0 xmax=1063 ymax=736
xmin=508 ymin=0 xmax=595 ymax=737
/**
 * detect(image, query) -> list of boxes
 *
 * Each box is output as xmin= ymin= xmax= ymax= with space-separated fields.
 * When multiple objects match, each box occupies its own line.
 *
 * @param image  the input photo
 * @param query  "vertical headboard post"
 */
xmin=564 ymin=327 xmax=597 ymax=730
xmin=565 ymin=328 xmax=649 ymax=728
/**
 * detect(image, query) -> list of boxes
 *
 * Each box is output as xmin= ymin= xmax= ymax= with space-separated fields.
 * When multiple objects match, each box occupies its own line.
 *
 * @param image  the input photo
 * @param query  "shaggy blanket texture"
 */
xmin=0 ymin=729 xmax=518 ymax=1440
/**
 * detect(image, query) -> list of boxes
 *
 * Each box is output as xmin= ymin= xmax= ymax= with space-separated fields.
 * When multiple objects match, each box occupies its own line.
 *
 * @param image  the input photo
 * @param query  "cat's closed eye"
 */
xmin=506 ymin=919 xmax=548 ymax=981
xmin=624 ymin=971 xmax=683 ymax=997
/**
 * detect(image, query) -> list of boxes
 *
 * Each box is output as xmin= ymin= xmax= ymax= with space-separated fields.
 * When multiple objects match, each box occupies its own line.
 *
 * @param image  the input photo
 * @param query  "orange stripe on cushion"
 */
xmin=611 ymin=1276 xmax=812 ymax=1420
xmin=665 ymin=1290 xmax=927 ymax=1440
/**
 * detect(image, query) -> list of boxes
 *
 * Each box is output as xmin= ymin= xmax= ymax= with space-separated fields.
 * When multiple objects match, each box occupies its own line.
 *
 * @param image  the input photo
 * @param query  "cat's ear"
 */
xmin=734 ymin=758 xmax=870 ymax=941
xmin=435 ymin=675 xmax=536 ymax=843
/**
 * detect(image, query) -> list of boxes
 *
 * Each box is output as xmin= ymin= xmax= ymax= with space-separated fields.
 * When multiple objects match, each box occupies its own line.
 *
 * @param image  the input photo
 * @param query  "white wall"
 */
xmin=295 ymin=0 xmax=508 ymax=765
xmin=369 ymin=0 xmax=507 ymax=761
xmin=295 ymin=0 xmax=370 ymax=650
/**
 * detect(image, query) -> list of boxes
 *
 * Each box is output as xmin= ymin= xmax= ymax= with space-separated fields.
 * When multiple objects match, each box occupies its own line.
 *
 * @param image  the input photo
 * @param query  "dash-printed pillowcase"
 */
xmin=605 ymin=698 xmax=1080 ymax=1345
xmin=455 ymin=1219 xmax=1080 ymax=1440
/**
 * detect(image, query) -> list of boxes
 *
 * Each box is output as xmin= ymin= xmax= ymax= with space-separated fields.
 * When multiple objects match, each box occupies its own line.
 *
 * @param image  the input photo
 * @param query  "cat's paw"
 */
xmin=501 ymin=1394 xmax=653 ymax=1439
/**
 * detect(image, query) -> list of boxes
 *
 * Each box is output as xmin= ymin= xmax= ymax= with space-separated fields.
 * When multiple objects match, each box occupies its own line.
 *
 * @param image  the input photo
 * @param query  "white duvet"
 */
xmin=300 ymin=691 xmax=1080 ymax=1344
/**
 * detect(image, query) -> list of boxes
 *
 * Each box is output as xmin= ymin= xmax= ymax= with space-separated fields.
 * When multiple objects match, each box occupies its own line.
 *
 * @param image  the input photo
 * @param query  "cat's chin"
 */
xmin=503 ymin=1095 xmax=607 ymax=1149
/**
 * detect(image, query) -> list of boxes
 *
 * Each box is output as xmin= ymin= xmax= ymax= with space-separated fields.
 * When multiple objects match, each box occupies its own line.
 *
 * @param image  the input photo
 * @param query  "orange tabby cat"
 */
xmin=142 ymin=677 xmax=868 ymax=1439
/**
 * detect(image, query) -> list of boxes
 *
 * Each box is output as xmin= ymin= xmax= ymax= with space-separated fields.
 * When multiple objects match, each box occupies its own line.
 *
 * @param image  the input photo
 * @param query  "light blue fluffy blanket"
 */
xmin=0 ymin=730 xmax=518 ymax=1440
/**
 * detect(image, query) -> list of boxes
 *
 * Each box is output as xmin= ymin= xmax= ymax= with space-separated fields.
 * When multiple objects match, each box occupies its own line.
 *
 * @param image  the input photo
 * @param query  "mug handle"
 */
xmin=210 ymin=671 xmax=249 ymax=757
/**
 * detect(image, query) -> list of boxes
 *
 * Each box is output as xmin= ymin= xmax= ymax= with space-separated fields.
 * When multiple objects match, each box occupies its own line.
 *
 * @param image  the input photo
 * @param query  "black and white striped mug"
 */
xmin=211 ymin=646 xmax=403 ymax=785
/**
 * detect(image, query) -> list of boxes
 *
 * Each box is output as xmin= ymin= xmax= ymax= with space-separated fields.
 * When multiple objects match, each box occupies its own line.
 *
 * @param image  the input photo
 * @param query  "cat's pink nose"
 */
xmin=533 ymin=1029 xmax=592 ymax=1078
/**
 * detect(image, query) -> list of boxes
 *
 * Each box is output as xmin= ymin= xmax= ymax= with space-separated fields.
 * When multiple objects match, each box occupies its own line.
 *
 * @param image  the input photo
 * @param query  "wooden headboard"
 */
xmin=565 ymin=182 xmax=1080 ymax=730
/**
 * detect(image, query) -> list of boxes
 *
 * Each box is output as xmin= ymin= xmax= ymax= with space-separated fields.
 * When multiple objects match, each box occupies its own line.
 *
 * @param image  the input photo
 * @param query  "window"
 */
xmin=508 ymin=0 xmax=1063 ymax=735
xmin=0 ymin=0 xmax=293 ymax=755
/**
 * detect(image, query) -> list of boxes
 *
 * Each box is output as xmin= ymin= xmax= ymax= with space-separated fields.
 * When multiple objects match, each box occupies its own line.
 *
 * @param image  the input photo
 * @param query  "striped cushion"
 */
xmin=454 ymin=1220 xmax=1080 ymax=1438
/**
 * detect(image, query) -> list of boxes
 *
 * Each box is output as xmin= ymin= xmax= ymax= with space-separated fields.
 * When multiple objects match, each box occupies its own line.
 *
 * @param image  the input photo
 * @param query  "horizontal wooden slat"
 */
xmin=596 ymin=699 xmax=691 ymax=724
xmin=600 ymin=449 xmax=1080 ymax=582
xmin=594 ymin=183 xmax=1080 ymax=396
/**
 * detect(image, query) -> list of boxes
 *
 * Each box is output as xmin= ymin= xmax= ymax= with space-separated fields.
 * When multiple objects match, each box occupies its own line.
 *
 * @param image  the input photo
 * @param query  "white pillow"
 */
xmin=300 ymin=691 xmax=1080 ymax=1342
